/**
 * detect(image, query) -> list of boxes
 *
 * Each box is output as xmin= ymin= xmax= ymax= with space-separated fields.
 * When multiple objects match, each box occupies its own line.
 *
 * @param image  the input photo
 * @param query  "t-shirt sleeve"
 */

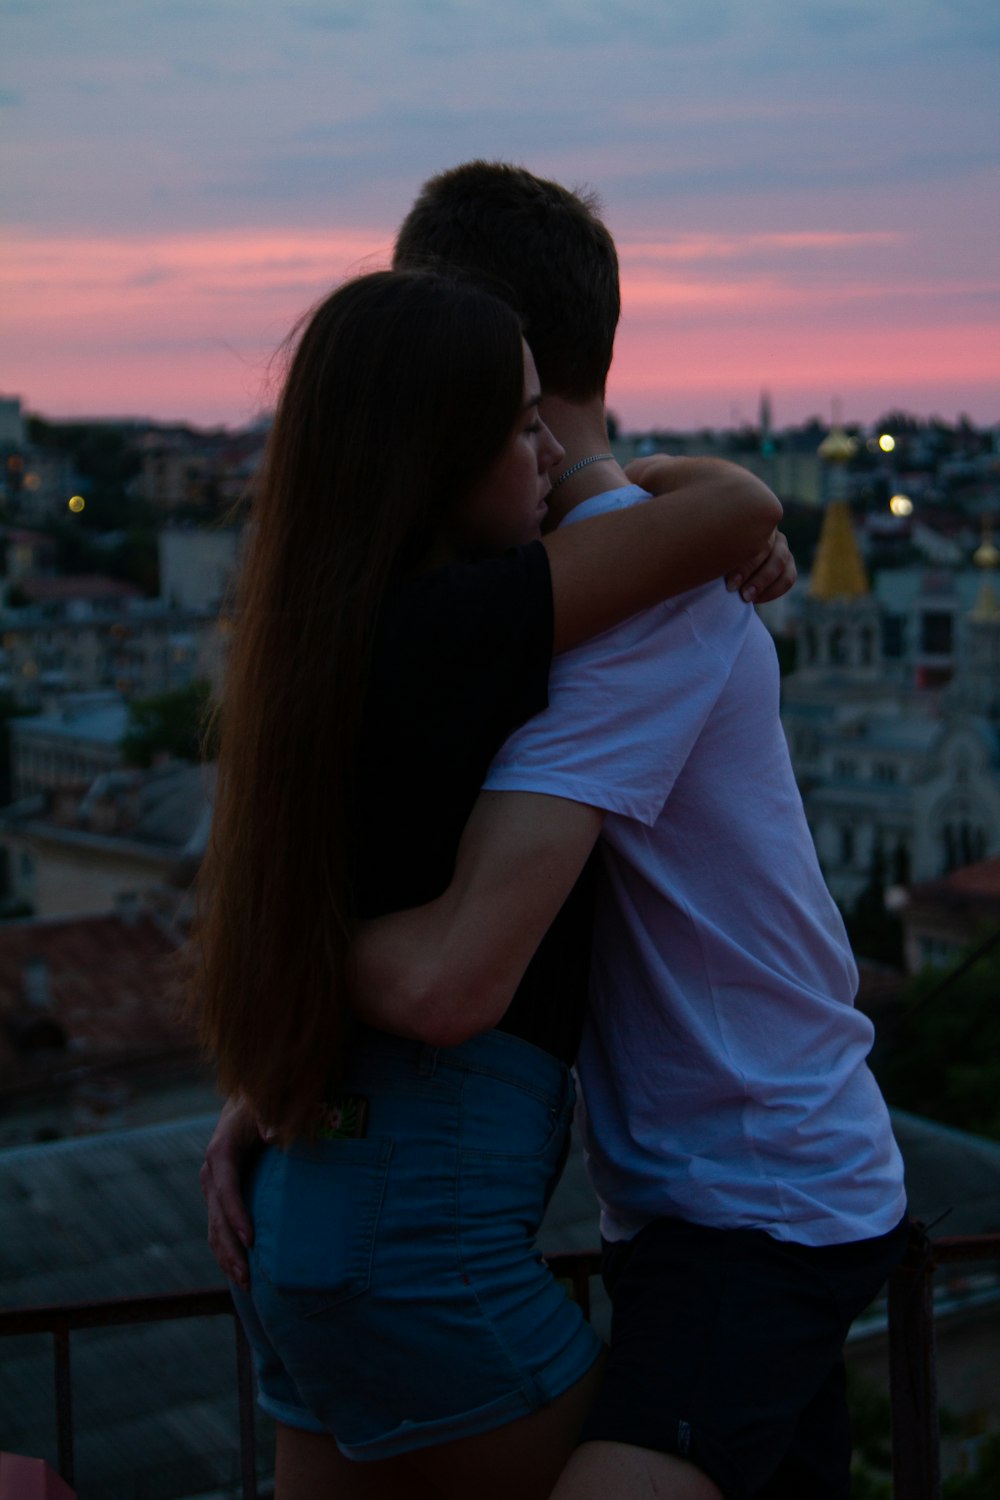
xmin=483 ymin=585 xmax=744 ymax=826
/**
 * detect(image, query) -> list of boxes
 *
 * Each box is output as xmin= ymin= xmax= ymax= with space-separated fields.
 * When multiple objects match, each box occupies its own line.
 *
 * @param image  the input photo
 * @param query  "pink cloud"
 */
xmin=2 ymin=228 xmax=997 ymax=429
xmin=619 ymin=231 xmax=904 ymax=265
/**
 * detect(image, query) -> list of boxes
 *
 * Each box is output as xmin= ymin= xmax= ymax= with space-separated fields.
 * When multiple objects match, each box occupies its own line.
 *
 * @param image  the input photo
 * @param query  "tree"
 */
xmin=120 ymin=680 xmax=216 ymax=768
xmin=872 ymin=930 xmax=1000 ymax=1141
xmin=846 ymin=844 xmax=903 ymax=968
xmin=943 ymin=1432 xmax=1000 ymax=1498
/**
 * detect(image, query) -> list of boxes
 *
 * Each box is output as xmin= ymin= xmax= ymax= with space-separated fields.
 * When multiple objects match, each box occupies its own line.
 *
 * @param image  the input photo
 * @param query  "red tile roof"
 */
xmin=941 ymin=855 xmax=1000 ymax=898
xmin=17 ymin=575 xmax=143 ymax=603
xmin=0 ymin=912 xmax=189 ymax=1082
xmin=909 ymin=855 xmax=1000 ymax=907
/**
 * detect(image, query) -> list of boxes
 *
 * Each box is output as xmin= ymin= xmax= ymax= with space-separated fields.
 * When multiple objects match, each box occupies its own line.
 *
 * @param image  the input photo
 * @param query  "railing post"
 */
xmin=52 ymin=1324 xmax=74 ymax=1490
xmin=233 ymin=1314 xmax=258 ymax=1500
xmin=888 ymin=1222 xmax=940 ymax=1500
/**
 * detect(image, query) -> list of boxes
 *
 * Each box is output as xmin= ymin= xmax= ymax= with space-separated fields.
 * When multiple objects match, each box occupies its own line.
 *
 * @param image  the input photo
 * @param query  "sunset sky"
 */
xmin=2 ymin=0 xmax=998 ymax=432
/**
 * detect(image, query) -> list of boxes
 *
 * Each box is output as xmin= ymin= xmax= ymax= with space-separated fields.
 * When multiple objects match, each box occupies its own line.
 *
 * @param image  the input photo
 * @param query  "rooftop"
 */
xmin=0 ymin=909 xmax=187 ymax=1089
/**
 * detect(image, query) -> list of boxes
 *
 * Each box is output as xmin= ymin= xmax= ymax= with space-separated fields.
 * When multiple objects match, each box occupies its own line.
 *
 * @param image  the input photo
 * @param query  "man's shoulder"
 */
xmin=563 ymin=484 xmax=747 ymax=632
xmin=562 ymin=483 xmax=650 ymax=526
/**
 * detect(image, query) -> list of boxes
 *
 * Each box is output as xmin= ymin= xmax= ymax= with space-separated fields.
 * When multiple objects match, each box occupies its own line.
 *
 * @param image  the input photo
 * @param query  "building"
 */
xmin=782 ymin=465 xmax=1000 ymax=908
xmin=0 ymin=595 xmax=220 ymax=711
xmin=7 ymin=696 xmax=129 ymax=803
xmin=0 ymin=397 xmax=25 ymax=449
xmin=0 ymin=901 xmax=200 ymax=1145
xmin=0 ymin=761 xmax=213 ymax=920
xmin=898 ymin=855 xmax=1000 ymax=973
xmin=158 ymin=526 xmax=241 ymax=614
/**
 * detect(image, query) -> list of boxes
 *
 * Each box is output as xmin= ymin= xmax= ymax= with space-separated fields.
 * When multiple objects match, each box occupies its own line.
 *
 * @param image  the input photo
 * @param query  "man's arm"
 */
xmin=352 ymin=791 xmax=604 ymax=1044
xmin=202 ymin=792 xmax=601 ymax=1284
xmin=351 ymin=514 xmax=798 ymax=1044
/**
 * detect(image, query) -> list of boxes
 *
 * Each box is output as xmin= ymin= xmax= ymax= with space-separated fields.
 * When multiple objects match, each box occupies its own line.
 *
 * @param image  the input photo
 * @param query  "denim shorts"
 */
xmin=230 ymin=1026 xmax=602 ymax=1460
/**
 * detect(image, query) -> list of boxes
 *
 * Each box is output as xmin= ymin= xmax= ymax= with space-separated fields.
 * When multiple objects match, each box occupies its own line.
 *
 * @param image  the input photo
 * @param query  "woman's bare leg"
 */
xmin=274 ymin=1423 xmax=439 ymax=1500
xmin=408 ymin=1353 xmax=606 ymax=1500
xmin=275 ymin=1355 xmax=604 ymax=1500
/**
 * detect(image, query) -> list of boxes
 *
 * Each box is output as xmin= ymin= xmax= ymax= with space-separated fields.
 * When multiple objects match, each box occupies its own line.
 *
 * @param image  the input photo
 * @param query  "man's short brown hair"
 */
xmin=393 ymin=160 xmax=620 ymax=401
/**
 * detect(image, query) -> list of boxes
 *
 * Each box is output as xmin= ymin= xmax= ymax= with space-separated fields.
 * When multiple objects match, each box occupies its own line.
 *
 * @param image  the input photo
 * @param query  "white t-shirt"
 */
xmin=484 ymin=485 xmax=906 ymax=1246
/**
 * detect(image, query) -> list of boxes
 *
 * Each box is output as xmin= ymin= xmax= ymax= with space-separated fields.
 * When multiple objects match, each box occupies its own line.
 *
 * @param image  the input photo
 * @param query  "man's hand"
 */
xmin=725 ymin=529 xmax=796 ymax=604
xmin=200 ymin=1096 xmax=260 ymax=1291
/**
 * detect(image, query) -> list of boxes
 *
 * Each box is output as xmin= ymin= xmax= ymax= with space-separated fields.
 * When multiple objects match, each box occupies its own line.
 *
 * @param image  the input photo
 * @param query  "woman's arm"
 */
xmin=544 ymin=455 xmax=783 ymax=653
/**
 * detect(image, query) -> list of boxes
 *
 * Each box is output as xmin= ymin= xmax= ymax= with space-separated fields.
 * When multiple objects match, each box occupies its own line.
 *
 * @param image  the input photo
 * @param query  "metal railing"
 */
xmin=1 ymin=1226 xmax=998 ymax=1499
xmin=0 ymin=1288 xmax=258 ymax=1499
xmin=888 ymin=1226 xmax=1000 ymax=1500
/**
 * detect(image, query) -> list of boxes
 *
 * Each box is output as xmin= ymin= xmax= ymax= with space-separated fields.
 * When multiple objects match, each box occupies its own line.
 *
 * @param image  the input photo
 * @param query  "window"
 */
xmin=920 ymin=611 xmax=953 ymax=656
xmin=919 ymin=935 xmax=958 ymax=968
xmin=882 ymin=615 xmax=904 ymax=657
xmin=830 ymin=627 xmax=847 ymax=665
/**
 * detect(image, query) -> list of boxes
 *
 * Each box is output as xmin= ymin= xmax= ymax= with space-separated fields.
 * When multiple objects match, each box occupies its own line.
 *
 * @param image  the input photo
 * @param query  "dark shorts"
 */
xmin=231 ymin=1027 xmax=601 ymax=1460
xmin=580 ymin=1211 xmax=909 ymax=1499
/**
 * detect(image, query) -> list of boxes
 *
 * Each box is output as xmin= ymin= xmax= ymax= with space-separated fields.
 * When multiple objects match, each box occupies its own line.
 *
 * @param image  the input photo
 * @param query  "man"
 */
xmin=205 ymin=163 xmax=905 ymax=1499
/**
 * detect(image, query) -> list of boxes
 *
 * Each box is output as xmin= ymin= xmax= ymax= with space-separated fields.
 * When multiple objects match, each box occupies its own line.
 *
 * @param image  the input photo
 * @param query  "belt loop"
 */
xmin=419 ymin=1045 xmax=439 ymax=1078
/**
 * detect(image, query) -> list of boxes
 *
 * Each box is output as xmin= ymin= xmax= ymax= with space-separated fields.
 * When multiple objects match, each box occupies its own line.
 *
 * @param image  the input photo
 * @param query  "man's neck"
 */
xmin=541 ymin=394 xmax=629 ymax=525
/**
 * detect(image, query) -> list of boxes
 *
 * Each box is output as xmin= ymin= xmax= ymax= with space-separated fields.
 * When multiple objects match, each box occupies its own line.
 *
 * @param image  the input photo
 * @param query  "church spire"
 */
xmin=971 ymin=516 xmax=1000 ymax=621
xmin=808 ymin=502 xmax=870 ymax=600
xmin=810 ymin=410 xmax=869 ymax=600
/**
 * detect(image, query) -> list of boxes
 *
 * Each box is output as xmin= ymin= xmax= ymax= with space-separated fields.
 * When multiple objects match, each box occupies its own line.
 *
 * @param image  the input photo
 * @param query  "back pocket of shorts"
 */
xmin=255 ymin=1135 xmax=393 ymax=1312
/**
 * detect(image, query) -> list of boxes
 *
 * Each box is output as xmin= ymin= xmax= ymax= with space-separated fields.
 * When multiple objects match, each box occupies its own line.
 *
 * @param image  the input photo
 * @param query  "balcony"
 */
xmin=2 ymin=1225 xmax=998 ymax=1500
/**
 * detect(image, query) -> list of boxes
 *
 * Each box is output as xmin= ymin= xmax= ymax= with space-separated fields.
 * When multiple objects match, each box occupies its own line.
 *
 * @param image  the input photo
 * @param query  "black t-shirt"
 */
xmin=352 ymin=542 xmax=593 ymax=1065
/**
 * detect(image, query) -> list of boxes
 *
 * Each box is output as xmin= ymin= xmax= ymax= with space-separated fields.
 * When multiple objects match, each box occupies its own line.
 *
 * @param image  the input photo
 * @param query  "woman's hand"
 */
xmin=726 ymin=529 xmax=797 ymax=604
xmin=623 ymin=453 xmax=795 ymax=605
xmin=200 ymin=1096 xmax=261 ymax=1291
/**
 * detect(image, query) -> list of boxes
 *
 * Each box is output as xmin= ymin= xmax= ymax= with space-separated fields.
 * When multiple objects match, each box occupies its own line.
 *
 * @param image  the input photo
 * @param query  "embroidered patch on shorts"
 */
xmin=315 ymin=1094 xmax=369 ymax=1140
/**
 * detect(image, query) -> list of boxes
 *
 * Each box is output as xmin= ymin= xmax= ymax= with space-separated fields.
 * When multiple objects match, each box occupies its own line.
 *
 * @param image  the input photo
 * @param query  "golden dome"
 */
xmin=818 ymin=426 xmax=857 ymax=464
xmin=973 ymin=518 xmax=999 ymax=570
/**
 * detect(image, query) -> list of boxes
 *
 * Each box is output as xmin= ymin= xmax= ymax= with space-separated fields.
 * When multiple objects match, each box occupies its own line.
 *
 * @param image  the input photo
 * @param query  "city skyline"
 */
xmin=2 ymin=0 xmax=998 ymax=431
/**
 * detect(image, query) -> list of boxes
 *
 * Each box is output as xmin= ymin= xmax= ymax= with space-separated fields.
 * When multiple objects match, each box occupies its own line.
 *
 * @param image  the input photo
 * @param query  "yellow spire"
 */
xmin=971 ymin=516 xmax=999 ymax=618
xmin=970 ymin=582 xmax=1000 ymax=620
xmin=973 ymin=517 xmax=999 ymax=570
xmin=808 ymin=499 xmax=870 ymax=600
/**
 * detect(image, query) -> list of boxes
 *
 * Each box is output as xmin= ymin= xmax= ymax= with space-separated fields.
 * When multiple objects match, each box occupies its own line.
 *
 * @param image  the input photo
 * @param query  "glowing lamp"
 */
xmin=889 ymin=494 xmax=913 ymax=517
xmin=878 ymin=434 xmax=896 ymax=453
xmin=68 ymin=495 xmax=86 ymax=513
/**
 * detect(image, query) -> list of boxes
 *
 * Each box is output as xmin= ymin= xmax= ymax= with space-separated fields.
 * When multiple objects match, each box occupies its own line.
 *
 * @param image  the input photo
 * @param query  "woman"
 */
xmin=195 ymin=269 xmax=783 ymax=1499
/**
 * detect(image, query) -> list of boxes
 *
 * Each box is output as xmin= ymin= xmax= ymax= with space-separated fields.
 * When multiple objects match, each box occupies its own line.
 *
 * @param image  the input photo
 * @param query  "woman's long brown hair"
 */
xmin=194 ymin=270 xmax=526 ymax=1140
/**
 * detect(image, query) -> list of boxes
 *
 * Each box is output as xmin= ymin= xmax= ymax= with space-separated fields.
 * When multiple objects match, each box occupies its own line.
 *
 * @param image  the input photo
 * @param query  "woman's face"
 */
xmin=456 ymin=341 xmax=564 ymax=554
